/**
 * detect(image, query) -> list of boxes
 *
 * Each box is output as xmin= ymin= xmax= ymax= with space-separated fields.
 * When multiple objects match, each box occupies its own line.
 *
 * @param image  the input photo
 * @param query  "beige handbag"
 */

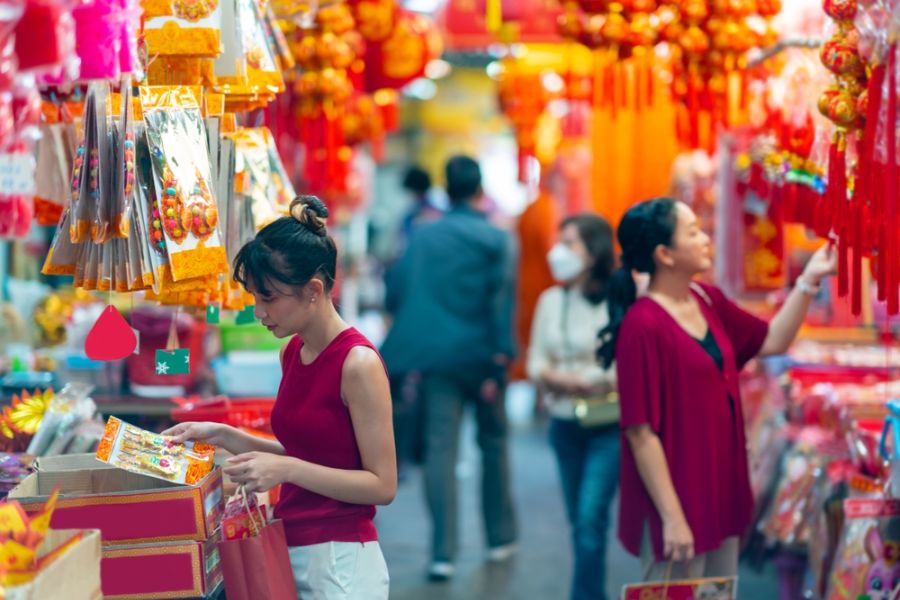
xmin=573 ymin=391 xmax=620 ymax=428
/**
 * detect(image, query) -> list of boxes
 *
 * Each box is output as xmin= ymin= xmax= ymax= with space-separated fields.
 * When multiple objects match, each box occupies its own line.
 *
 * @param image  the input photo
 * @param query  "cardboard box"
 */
xmin=8 ymin=454 xmax=223 ymax=545
xmin=100 ymin=534 xmax=223 ymax=600
xmin=5 ymin=529 xmax=102 ymax=600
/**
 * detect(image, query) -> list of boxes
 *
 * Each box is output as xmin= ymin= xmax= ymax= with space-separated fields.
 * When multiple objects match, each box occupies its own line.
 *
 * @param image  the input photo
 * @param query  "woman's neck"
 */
xmin=647 ymin=269 xmax=694 ymax=302
xmin=298 ymin=301 xmax=348 ymax=353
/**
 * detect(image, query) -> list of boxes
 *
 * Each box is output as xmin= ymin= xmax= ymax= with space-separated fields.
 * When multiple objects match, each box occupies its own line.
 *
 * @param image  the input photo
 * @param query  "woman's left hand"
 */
xmin=801 ymin=244 xmax=838 ymax=285
xmin=224 ymin=452 xmax=289 ymax=493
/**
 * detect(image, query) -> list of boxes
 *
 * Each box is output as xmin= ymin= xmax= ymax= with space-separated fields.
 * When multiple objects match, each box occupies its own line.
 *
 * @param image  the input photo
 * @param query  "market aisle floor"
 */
xmin=377 ymin=389 xmax=778 ymax=600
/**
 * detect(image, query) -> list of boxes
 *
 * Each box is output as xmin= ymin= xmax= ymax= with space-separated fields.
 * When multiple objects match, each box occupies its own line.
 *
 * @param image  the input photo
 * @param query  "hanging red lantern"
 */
xmin=363 ymin=10 xmax=441 ymax=92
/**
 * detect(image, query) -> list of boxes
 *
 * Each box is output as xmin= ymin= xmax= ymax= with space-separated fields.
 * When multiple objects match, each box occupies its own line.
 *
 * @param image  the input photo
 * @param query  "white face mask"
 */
xmin=547 ymin=243 xmax=586 ymax=283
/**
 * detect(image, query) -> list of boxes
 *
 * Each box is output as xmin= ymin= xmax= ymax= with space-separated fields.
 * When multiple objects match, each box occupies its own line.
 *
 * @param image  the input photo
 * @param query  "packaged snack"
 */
xmin=140 ymin=86 xmax=227 ymax=283
xmin=96 ymin=416 xmax=215 ymax=484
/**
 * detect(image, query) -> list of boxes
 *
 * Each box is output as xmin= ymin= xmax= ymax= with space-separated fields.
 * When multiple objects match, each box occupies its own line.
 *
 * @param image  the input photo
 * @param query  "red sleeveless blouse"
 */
xmin=271 ymin=328 xmax=381 ymax=547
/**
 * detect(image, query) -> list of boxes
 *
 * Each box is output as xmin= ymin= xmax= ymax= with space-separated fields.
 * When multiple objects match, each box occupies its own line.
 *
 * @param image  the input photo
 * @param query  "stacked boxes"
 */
xmin=8 ymin=454 xmax=224 ymax=599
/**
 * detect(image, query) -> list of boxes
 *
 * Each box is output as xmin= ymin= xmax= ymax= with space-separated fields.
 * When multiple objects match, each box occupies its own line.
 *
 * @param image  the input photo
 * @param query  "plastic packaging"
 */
xmin=96 ymin=416 xmax=215 ymax=484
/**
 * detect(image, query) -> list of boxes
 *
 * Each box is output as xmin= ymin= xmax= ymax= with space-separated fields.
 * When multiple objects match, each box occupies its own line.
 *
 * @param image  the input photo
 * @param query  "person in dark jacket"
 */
xmin=381 ymin=155 xmax=518 ymax=581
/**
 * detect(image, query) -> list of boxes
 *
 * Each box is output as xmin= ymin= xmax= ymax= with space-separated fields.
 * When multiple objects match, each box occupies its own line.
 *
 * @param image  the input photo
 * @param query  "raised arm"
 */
xmin=759 ymin=244 xmax=836 ymax=356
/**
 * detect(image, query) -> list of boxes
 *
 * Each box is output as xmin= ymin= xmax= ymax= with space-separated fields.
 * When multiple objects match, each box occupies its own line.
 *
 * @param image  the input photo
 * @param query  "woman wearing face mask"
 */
xmin=527 ymin=213 xmax=619 ymax=600
xmin=598 ymin=197 xmax=835 ymax=582
xmin=165 ymin=196 xmax=396 ymax=599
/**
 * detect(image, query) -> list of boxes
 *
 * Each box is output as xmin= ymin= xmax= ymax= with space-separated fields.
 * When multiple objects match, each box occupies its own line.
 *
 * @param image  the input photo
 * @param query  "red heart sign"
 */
xmin=85 ymin=306 xmax=138 ymax=361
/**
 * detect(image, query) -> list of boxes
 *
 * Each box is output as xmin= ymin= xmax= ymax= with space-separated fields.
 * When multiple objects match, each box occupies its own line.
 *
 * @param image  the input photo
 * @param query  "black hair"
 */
xmin=233 ymin=196 xmax=337 ymax=297
xmin=402 ymin=166 xmax=431 ymax=196
xmin=596 ymin=197 xmax=678 ymax=368
xmin=445 ymin=155 xmax=482 ymax=205
xmin=560 ymin=213 xmax=614 ymax=305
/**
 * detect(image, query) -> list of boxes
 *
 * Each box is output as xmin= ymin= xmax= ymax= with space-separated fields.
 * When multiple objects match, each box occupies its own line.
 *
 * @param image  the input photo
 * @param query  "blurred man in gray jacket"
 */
xmin=381 ymin=155 xmax=518 ymax=581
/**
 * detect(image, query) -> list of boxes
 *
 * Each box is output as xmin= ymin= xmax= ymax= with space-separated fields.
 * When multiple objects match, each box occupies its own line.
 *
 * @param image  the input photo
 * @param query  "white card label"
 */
xmin=0 ymin=154 xmax=36 ymax=196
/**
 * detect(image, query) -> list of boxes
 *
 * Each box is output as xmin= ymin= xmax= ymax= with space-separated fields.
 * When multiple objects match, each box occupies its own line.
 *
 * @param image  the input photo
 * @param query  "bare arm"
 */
xmin=625 ymin=424 xmax=694 ymax=560
xmin=163 ymin=422 xmax=285 ymax=456
xmin=759 ymin=244 xmax=836 ymax=357
xmin=227 ymin=347 xmax=398 ymax=505
xmin=221 ymin=428 xmax=285 ymax=455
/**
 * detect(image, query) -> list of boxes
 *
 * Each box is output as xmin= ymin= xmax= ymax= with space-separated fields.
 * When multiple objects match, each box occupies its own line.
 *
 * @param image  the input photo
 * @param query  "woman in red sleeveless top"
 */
xmin=166 ymin=196 xmax=396 ymax=599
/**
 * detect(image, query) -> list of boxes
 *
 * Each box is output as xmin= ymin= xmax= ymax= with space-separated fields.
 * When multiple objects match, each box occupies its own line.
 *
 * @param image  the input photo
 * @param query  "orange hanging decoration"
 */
xmin=291 ymin=3 xmax=357 ymax=200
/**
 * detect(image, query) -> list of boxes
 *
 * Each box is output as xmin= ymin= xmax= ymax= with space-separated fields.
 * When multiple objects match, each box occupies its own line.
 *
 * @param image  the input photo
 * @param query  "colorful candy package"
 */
xmin=96 ymin=416 xmax=215 ymax=485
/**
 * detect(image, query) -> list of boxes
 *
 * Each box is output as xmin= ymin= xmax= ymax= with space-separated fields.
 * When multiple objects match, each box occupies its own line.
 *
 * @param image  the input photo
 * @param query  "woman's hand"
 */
xmin=663 ymin=515 xmax=695 ymax=562
xmin=801 ymin=244 xmax=838 ymax=286
xmin=224 ymin=452 xmax=289 ymax=494
xmin=163 ymin=421 xmax=231 ymax=447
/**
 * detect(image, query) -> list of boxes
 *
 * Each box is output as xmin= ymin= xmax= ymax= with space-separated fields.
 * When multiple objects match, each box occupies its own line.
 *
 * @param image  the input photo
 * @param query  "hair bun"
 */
xmin=289 ymin=196 xmax=329 ymax=236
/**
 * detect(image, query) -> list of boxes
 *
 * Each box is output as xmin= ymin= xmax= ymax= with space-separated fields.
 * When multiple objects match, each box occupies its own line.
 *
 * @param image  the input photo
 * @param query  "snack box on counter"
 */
xmin=7 ymin=454 xmax=224 ymax=545
xmin=100 ymin=533 xmax=223 ymax=599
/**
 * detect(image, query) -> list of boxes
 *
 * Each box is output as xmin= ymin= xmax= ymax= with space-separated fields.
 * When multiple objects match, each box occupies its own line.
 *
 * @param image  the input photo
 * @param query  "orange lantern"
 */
xmin=363 ymin=10 xmax=441 ymax=92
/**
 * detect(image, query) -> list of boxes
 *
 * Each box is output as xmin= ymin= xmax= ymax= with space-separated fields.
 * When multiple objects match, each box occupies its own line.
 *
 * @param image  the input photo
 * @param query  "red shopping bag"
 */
xmin=218 ymin=487 xmax=296 ymax=600
xmin=621 ymin=562 xmax=737 ymax=600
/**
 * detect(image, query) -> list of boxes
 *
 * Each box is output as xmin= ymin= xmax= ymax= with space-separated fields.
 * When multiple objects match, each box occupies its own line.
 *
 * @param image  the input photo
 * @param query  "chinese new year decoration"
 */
xmin=816 ymin=0 xmax=900 ymax=316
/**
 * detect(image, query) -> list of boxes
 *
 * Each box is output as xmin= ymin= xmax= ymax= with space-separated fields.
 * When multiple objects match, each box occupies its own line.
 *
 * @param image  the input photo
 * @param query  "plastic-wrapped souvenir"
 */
xmin=140 ymin=86 xmax=227 ymax=283
xmin=95 ymin=83 xmax=136 ymax=243
xmin=760 ymin=428 xmax=842 ymax=546
xmin=69 ymin=82 xmax=110 ymax=244
xmin=143 ymin=0 xmax=223 ymax=57
xmin=26 ymin=382 xmax=95 ymax=457
xmin=96 ymin=416 xmax=215 ymax=484
xmin=33 ymin=108 xmax=76 ymax=226
xmin=827 ymin=499 xmax=900 ymax=599
xmin=214 ymin=0 xmax=283 ymax=98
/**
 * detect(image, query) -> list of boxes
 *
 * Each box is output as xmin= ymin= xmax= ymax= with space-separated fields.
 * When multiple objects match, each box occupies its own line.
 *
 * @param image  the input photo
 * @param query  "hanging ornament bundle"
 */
xmin=42 ymin=82 xmax=150 ymax=293
xmin=141 ymin=86 xmax=228 ymax=285
xmin=557 ymin=0 xmax=661 ymax=115
xmin=815 ymin=0 xmax=900 ymax=316
xmin=496 ymin=60 xmax=561 ymax=181
xmin=666 ymin=0 xmax=781 ymax=150
xmin=290 ymin=3 xmax=358 ymax=199
xmin=209 ymin=0 xmax=288 ymax=112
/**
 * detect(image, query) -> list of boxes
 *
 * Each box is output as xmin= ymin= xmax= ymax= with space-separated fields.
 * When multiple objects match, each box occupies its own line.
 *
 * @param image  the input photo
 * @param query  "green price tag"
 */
xmin=155 ymin=349 xmax=190 ymax=376
xmin=236 ymin=305 xmax=256 ymax=325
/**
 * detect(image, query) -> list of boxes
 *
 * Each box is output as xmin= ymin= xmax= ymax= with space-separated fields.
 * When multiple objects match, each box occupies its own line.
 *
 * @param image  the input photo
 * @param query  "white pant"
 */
xmin=289 ymin=541 xmax=389 ymax=600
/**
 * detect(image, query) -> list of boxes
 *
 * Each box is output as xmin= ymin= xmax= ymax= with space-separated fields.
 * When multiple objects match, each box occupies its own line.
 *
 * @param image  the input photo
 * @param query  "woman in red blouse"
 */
xmin=597 ymin=197 xmax=835 ymax=581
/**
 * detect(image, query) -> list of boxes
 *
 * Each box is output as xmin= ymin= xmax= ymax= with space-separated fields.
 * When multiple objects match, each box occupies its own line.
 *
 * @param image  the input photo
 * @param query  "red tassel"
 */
xmin=887 ymin=45 xmax=898 ymax=315
xmin=852 ymin=206 xmax=863 ymax=315
xmin=687 ymin=68 xmax=700 ymax=149
xmin=838 ymin=235 xmax=850 ymax=297
xmin=858 ymin=65 xmax=886 ymax=206
xmin=646 ymin=61 xmax=654 ymax=107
